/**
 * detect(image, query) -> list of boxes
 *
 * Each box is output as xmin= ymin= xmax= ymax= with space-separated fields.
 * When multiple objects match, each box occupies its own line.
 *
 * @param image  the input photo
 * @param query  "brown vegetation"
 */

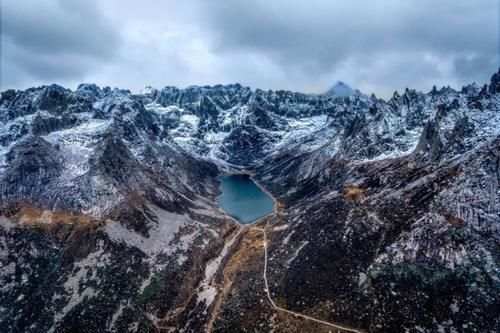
xmin=206 ymin=227 xmax=264 ymax=332
xmin=443 ymin=213 xmax=465 ymax=228
xmin=13 ymin=203 xmax=97 ymax=229
xmin=344 ymin=186 xmax=365 ymax=201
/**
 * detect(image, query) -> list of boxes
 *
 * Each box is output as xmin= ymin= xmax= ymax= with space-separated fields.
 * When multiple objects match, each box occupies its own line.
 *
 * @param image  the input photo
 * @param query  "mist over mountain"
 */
xmin=325 ymin=81 xmax=358 ymax=97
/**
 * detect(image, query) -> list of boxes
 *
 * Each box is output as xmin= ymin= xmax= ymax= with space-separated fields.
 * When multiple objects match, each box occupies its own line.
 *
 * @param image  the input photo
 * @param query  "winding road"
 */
xmin=255 ymin=225 xmax=365 ymax=333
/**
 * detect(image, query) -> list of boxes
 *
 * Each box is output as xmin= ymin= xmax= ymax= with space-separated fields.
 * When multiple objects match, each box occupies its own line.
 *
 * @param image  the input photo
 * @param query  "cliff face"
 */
xmin=0 ymin=70 xmax=499 ymax=332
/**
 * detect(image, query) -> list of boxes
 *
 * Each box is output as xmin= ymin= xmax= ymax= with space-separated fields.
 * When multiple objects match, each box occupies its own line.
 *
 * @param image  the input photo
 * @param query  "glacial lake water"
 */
xmin=217 ymin=174 xmax=275 ymax=224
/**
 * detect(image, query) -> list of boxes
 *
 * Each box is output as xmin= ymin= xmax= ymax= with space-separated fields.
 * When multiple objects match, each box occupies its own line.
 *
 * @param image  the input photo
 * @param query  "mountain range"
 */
xmin=0 ymin=69 xmax=499 ymax=332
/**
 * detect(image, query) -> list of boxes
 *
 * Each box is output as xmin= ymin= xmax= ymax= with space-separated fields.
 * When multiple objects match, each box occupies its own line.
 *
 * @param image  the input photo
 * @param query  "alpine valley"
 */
xmin=0 ymin=69 xmax=499 ymax=333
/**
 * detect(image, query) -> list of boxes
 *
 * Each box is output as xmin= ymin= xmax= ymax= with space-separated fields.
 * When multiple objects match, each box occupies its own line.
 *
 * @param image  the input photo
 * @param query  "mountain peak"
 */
xmin=325 ymin=81 xmax=356 ymax=97
xmin=140 ymin=86 xmax=156 ymax=95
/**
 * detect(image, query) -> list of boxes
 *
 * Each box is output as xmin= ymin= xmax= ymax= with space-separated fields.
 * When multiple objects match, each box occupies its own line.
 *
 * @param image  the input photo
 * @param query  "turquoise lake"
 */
xmin=217 ymin=174 xmax=275 ymax=224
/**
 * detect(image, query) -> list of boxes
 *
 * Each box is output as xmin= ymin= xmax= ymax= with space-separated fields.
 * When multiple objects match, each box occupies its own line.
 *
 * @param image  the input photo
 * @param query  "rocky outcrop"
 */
xmin=489 ymin=68 xmax=500 ymax=94
xmin=1 ymin=137 xmax=62 ymax=205
xmin=31 ymin=113 xmax=79 ymax=135
xmin=411 ymin=120 xmax=443 ymax=163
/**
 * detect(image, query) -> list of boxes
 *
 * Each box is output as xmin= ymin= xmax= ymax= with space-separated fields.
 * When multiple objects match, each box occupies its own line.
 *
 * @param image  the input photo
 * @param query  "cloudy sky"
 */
xmin=1 ymin=0 xmax=498 ymax=98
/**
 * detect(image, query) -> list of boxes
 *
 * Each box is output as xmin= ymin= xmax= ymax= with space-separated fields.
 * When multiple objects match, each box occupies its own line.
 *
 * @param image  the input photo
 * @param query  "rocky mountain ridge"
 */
xmin=0 ymin=69 xmax=498 ymax=332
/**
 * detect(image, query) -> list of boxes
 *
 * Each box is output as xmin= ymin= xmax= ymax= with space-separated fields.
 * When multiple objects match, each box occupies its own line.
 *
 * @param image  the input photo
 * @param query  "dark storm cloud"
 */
xmin=0 ymin=0 xmax=498 ymax=97
xmin=1 ymin=0 xmax=121 ymax=88
xmin=453 ymin=54 xmax=499 ymax=84
xmin=196 ymin=0 xmax=498 ymax=87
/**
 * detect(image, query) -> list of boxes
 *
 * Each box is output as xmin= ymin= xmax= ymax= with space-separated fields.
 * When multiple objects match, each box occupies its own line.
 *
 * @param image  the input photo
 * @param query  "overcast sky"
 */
xmin=1 ymin=0 xmax=498 ymax=98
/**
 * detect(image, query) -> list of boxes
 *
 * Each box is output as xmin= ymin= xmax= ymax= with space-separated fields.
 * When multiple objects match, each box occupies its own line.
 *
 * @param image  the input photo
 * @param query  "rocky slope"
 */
xmin=0 ymin=69 xmax=499 ymax=332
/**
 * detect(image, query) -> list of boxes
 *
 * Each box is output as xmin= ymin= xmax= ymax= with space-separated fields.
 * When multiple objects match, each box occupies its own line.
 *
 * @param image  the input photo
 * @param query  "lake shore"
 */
xmin=216 ymin=173 xmax=277 ymax=225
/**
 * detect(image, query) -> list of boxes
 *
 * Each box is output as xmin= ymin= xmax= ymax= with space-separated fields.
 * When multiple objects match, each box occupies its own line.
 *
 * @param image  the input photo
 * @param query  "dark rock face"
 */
xmin=489 ymin=68 xmax=500 ymax=94
xmin=31 ymin=114 xmax=79 ymax=136
xmin=93 ymin=135 xmax=141 ymax=186
xmin=1 ymin=137 xmax=62 ymax=205
xmin=219 ymin=125 xmax=279 ymax=165
xmin=0 ymin=69 xmax=499 ymax=332
xmin=411 ymin=120 xmax=443 ymax=163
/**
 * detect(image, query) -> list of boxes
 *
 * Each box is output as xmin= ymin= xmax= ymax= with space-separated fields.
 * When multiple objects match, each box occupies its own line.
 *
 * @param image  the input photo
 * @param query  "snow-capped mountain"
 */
xmin=0 ymin=69 xmax=498 ymax=332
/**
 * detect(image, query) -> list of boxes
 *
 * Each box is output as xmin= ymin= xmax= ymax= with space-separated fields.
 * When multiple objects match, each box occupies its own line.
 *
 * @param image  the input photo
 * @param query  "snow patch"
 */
xmin=104 ymin=205 xmax=191 ymax=255
xmin=286 ymin=241 xmax=309 ymax=265
xmin=197 ymin=228 xmax=242 ymax=308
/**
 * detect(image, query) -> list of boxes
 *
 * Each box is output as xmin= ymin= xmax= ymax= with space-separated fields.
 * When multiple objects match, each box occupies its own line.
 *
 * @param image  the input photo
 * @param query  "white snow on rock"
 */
xmin=50 ymin=241 xmax=110 ymax=332
xmin=104 ymin=204 xmax=191 ymax=256
xmin=43 ymin=118 xmax=111 ymax=179
xmin=286 ymin=241 xmax=309 ymax=265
